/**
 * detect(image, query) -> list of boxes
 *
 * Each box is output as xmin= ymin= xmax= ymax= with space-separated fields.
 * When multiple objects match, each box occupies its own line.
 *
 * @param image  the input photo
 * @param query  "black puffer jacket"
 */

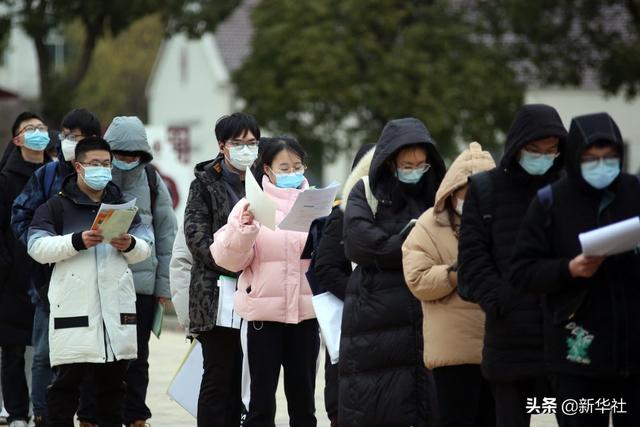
xmin=0 ymin=148 xmax=47 ymax=345
xmin=511 ymin=113 xmax=640 ymax=376
xmin=339 ymin=118 xmax=445 ymax=427
xmin=458 ymin=104 xmax=567 ymax=382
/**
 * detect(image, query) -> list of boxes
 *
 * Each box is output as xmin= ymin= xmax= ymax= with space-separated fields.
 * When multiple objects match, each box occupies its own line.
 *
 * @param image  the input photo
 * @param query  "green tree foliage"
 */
xmin=478 ymin=0 xmax=640 ymax=98
xmin=233 ymin=0 xmax=524 ymax=167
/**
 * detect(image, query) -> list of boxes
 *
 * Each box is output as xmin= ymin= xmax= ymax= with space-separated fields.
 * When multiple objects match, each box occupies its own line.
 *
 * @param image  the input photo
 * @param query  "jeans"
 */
xmin=31 ymin=302 xmax=52 ymax=419
xmin=0 ymin=345 xmax=30 ymax=423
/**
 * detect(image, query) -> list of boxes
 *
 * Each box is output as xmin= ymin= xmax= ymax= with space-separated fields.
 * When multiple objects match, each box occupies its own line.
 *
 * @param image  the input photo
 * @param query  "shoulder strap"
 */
xmin=471 ymin=171 xmax=494 ymax=225
xmin=145 ymin=164 xmax=159 ymax=210
xmin=537 ymin=184 xmax=554 ymax=228
xmin=43 ymin=162 xmax=58 ymax=200
xmin=361 ymin=176 xmax=378 ymax=217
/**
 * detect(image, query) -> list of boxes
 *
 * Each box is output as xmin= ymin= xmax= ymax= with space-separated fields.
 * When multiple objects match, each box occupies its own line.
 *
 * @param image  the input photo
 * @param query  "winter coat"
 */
xmin=0 ymin=148 xmax=47 ymax=345
xmin=169 ymin=223 xmax=192 ymax=332
xmin=402 ymin=142 xmax=495 ymax=369
xmin=27 ymin=177 xmax=151 ymax=366
xmin=183 ymin=156 xmax=240 ymax=334
xmin=339 ymin=117 xmax=445 ymax=427
xmin=105 ymin=116 xmax=177 ymax=298
xmin=211 ymin=176 xmax=315 ymax=324
xmin=315 ymin=148 xmax=375 ymax=301
xmin=457 ymin=104 xmax=568 ymax=382
xmin=511 ymin=112 xmax=640 ymax=376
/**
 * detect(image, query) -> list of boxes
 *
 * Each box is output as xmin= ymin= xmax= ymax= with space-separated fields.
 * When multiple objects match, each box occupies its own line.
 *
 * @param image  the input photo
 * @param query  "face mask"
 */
xmin=518 ymin=150 xmax=558 ymax=175
xmin=454 ymin=198 xmax=464 ymax=216
xmin=23 ymin=130 xmax=50 ymax=152
xmin=61 ymin=139 xmax=77 ymax=161
xmin=397 ymin=168 xmax=426 ymax=184
xmin=80 ymin=165 xmax=112 ymax=190
xmin=228 ymin=145 xmax=259 ymax=170
xmin=274 ymin=172 xmax=305 ymax=189
xmin=581 ymin=158 xmax=621 ymax=189
xmin=112 ymin=158 xmax=140 ymax=171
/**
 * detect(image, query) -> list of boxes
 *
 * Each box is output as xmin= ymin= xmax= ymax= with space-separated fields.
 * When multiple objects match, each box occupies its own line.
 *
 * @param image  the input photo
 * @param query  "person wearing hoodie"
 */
xmin=100 ymin=116 xmax=177 ymax=427
xmin=27 ymin=137 xmax=152 ymax=427
xmin=312 ymin=143 xmax=375 ymax=427
xmin=457 ymin=104 xmax=567 ymax=427
xmin=402 ymin=142 xmax=496 ymax=427
xmin=10 ymin=108 xmax=101 ymax=427
xmin=510 ymin=112 xmax=640 ymax=426
xmin=0 ymin=112 xmax=50 ymax=427
xmin=184 ymin=113 xmax=260 ymax=427
xmin=211 ymin=137 xmax=319 ymax=427
xmin=339 ymin=117 xmax=445 ymax=427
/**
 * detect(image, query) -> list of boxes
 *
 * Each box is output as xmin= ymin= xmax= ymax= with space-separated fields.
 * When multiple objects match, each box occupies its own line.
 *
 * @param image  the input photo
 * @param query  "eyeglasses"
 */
xmin=523 ymin=149 xmax=560 ymax=158
xmin=226 ymin=139 xmax=258 ymax=148
xmin=271 ymin=165 xmax=306 ymax=174
xmin=80 ymin=161 xmax=112 ymax=168
xmin=59 ymin=132 xmax=85 ymax=142
xmin=581 ymin=156 xmax=620 ymax=170
xmin=19 ymin=125 xmax=48 ymax=134
xmin=398 ymin=164 xmax=431 ymax=174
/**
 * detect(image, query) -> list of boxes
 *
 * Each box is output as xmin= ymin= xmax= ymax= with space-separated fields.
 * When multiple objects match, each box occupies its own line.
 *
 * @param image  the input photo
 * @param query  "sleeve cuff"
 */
xmin=72 ymin=232 xmax=87 ymax=251
xmin=123 ymin=236 xmax=136 ymax=253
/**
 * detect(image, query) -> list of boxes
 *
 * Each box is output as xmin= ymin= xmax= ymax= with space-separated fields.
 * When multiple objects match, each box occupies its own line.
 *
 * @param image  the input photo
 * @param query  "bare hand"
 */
xmin=448 ymin=270 xmax=458 ymax=288
xmin=569 ymin=254 xmax=605 ymax=278
xmin=156 ymin=297 xmax=167 ymax=305
xmin=110 ymin=233 xmax=132 ymax=251
xmin=241 ymin=203 xmax=255 ymax=225
xmin=82 ymin=229 xmax=104 ymax=248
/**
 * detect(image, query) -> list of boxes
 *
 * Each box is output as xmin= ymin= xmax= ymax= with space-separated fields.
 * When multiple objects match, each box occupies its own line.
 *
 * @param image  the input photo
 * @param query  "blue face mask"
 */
xmin=112 ymin=158 xmax=140 ymax=171
xmin=581 ymin=158 xmax=621 ymax=189
xmin=23 ymin=130 xmax=50 ymax=152
xmin=275 ymin=172 xmax=305 ymax=189
xmin=397 ymin=168 xmax=426 ymax=184
xmin=81 ymin=166 xmax=112 ymax=190
xmin=519 ymin=150 xmax=558 ymax=175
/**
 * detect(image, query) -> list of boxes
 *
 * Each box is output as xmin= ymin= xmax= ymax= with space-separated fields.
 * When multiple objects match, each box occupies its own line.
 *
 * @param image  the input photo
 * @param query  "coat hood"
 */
xmin=369 ymin=117 xmax=446 ymax=200
xmin=2 ymin=147 xmax=46 ymax=178
xmin=433 ymin=142 xmax=495 ymax=225
xmin=341 ymin=147 xmax=375 ymax=211
xmin=193 ymin=155 xmax=224 ymax=184
xmin=104 ymin=116 xmax=153 ymax=164
xmin=565 ymin=112 xmax=624 ymax=188
xmin=501 ymin=104 xmax=567 ymax=172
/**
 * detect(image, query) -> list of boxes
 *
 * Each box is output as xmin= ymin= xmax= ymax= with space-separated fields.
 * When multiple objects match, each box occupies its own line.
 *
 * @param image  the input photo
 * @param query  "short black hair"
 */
xmin=74 ymin=136 xmax=112 ymax=162
xmin=252 ymin=136 xmax=306 ymax=186
xmin=215 ymin=112 xmax=260 ymax=142
xmin=61 ymin=108 xmax=101 ymax=137
xmin=12 ymin=111 xmax=44 ymax=136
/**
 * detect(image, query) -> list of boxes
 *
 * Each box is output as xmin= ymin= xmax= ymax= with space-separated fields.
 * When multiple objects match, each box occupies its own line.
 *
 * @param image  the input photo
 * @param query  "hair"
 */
xmin=61 ymin=108 xmax=101 ymax=137
xmin=252 ymin=136 xmax=306 ymax=187
xmin=74 ymin=136 xmax=112 ymax=162
xmin=215 ymin=112 xmax=261 ymax=143
xmin=12 ymin=111 xmax=44 ymax=136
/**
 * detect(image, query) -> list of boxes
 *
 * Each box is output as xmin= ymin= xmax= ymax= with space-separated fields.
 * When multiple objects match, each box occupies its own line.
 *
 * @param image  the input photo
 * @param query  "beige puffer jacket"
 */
xmin=402 ymin=142 xmax=495 ymax=369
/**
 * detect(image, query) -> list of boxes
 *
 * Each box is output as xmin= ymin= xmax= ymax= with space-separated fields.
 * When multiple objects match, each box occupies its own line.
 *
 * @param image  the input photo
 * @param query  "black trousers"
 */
xmin=0 ymin=345 xmax=30 ymax=423
xmin=433 ymin=364 xmax=495 ymax=427
xmin=197 ymin=326 xmax=243 ymax=427
xmin=491 ymin=377 xmax=558 ymax=427
xmin=554 ymin=373 xmax=640 ymax=427
xmin=47 ymin=361 xmax=128 ymax=427
xmin=324 ymin=349 xmax=339 ymax=426
xmin=244 ymin=319 xmax=320 ymax=427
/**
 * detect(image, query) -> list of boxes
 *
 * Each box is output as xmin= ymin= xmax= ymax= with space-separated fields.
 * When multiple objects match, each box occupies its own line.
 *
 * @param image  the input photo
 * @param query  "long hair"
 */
xmin=252 ymin=136 xmax=307 ymax=188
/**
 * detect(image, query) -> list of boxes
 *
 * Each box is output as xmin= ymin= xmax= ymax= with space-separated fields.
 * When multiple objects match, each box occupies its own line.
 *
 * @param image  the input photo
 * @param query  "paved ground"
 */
xmin=143 ymin=316 xmax=560 ymax=427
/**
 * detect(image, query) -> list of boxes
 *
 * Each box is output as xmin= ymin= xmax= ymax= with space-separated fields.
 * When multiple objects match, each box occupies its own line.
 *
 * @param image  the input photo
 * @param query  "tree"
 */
xmin=233 ymin=0 xmax=524 ymax=169
xmin=477 ymin=0 xmax=640 ymax=98
xmin=0 ymin=0 xmax=240 ymax=124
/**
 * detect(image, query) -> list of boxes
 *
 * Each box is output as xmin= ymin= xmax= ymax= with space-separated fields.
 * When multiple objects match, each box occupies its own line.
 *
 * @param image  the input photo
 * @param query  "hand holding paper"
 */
xmin=91 ymin=198 xmax=138 ymax=241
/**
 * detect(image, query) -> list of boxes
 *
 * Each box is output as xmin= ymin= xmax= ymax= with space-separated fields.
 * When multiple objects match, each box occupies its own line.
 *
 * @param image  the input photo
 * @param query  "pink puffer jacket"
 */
xmin=210 ymin=176 xmax=315 ymax=324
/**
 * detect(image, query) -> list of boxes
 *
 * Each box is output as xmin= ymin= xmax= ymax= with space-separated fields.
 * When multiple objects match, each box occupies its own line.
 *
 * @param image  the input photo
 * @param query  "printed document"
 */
xmin=579 ymin=216 xmax=640 ymax=256
xmin=91 ymin=198 xmax=138 ymax=241
xmin=278 ymin=182 xmax=340 ymax=232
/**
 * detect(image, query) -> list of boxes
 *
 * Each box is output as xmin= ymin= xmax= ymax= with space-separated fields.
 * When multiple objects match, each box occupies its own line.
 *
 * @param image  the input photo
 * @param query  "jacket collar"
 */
xmin=60 ymin=173 xmax=123 ymax=206
xmin=261 ymin=175 xmax=309 ymax=212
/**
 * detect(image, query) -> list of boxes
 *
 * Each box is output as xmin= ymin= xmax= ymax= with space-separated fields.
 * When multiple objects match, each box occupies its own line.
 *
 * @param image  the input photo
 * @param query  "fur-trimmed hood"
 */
xmin=341 ymin=148 xmax=375 ymax=211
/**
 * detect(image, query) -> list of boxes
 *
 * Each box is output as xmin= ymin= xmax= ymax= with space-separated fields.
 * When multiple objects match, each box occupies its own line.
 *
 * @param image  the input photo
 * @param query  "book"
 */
xmin=91 ymin=198 xmax=138 ymax=241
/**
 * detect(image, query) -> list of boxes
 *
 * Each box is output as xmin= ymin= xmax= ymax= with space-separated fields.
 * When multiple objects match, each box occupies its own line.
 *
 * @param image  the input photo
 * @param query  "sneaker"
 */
xmin=33 ymin=415 xmax=46 ymax=427
xmin=127 ymin=421 xmax=150 ymax=427
xmin=8 ymin=420 xmax=28 ymax=427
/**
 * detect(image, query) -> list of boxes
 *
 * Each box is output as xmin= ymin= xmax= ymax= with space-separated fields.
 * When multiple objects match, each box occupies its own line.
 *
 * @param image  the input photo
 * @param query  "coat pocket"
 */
xmin=49 ymin=270 xmax=89 ymax=317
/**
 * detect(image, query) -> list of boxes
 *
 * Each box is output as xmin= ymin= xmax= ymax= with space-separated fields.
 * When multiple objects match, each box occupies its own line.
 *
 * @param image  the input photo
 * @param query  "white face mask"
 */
xmin=61 ymin=139 xmax=76 ymax=161
xmin=228 ymin=145 xmax=259 ymax=170
xmin=454 ymin=198 xmax=464 ymax=216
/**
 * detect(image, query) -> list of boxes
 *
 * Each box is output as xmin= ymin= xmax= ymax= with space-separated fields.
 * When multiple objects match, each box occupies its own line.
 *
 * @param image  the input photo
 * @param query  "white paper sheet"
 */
xmin=579 ymin=216 xmax=640 ymax=256
xmin=312 ymin=291 xmax=344 ymax=364
xmin=91 ymin=198 xmax=138 ymax=241
xmin=278 ymin=182 xmax=340 ymax=232
xmin=167 ymin=340 xmax=203 ymax=418
xmin=244 ymin=169 xmax=277 ymax=230
xmin=216 ymin=275 xmax=242 ymax=329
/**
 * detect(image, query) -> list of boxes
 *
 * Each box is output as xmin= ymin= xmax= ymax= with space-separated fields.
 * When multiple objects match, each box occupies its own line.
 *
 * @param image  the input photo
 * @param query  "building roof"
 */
xmin=214 ymin=0 xmax=258 ymax=72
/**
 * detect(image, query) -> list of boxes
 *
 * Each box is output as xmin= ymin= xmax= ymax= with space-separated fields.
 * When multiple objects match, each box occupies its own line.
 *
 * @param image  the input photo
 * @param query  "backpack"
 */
xmin=42 ymin=161 xmax=58 ymax=199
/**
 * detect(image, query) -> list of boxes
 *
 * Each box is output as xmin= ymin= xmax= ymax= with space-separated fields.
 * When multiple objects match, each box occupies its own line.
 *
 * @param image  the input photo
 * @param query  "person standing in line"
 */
xmin=211 ymin=137 xmax=319 ymax=427
xmin=403 ymin=142 xmax=496 ymax=427
xmin=511 ymin=112 xmax=640 ymax=426
xmin=0 ymin=112 xmax=51 ymax=427
xmin=457 ymin=104 xmax=567 ymax=427
xmin=339 ymin=117 xmax=446 ymax=427
xmin=183 ymin=113 xmax=260 ymax=427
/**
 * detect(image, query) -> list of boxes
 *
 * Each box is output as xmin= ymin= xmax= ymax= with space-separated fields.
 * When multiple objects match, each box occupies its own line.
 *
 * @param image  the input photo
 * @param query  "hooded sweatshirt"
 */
xmin=403 ymin=142 xmax=495 ymax=369
xmin=104 ymin=116 xmax=177 ymax=298
xmin=511 ymin=112 xmax=640 ymax=376
xmin=457 ymin=104 xmax=568 ymax=382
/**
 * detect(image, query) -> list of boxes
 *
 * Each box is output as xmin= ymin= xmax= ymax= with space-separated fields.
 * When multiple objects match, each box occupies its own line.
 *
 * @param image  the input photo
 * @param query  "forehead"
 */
xmin=396 ymin=146 xmax=428 ymax=163
xmin=581 ymin=144 xmax=618 ymax=157
xmin=82 ymin=149 xmax=111 ymax=161
xmin=273 ymin=149 xmax=302 ymax=165
xmin=62 ymin=127 xmax=84 ymax=135
xmin=527 ymin=137 xmax=559 ymax=150
xmin=19 ymin=118 xmax=44 ymax=131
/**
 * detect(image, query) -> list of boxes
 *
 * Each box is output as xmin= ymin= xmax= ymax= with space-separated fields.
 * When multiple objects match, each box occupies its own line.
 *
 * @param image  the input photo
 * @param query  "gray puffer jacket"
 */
xmin=105 ymin=116 xmax=177 ymax=298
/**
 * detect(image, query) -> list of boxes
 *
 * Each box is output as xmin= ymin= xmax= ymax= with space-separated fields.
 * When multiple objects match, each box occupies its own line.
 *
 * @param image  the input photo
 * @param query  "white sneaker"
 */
xmin=9 ymin=420 xmax=28 ymax=427
xmin=0 ymin=407 xmax=8 ymax=417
